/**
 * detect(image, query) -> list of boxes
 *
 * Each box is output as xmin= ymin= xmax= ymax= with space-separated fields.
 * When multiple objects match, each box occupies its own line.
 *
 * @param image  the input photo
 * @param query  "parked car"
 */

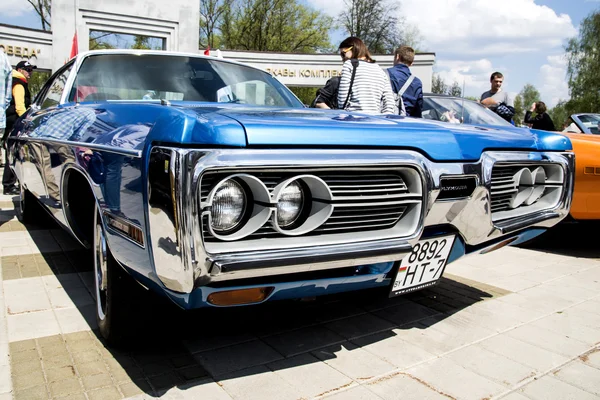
xmin=560 ymin=114 xmax=600 ymax=219
xmin=564 ymin=113 xmax=600 ymax=134
xmin=6 ymin=51 xmax=574 ymax=345
xmin=423 ymin=94 xmax=600 ymax=220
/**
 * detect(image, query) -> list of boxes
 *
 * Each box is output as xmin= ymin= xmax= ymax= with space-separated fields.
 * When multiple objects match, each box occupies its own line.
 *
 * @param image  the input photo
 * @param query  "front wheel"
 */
xmin=94 ymin=209 xmax=137 ymax=346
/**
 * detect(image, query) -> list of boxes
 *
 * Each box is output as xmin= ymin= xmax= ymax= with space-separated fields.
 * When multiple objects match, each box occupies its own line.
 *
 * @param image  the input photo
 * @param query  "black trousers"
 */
xmin=2 ymin=124 xmax=16 ymax=189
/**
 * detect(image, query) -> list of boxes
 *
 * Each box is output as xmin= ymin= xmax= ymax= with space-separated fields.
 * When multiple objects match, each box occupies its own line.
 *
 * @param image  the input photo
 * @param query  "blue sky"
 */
xmin=310 ymin=0 xmax=600 ymax=107
xmin=2 ymin=0 xmax=598 ymax=107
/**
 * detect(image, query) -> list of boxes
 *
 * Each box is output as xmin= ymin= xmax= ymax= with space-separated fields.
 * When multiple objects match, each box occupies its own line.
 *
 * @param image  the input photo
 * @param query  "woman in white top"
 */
xmin=336 ymin=36 xmax=395 ymax=114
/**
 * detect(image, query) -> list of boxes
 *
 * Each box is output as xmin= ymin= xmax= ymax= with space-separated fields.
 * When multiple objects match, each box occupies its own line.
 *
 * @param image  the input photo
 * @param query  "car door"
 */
xmin=17 ymin=62 xmax=75 ymax=207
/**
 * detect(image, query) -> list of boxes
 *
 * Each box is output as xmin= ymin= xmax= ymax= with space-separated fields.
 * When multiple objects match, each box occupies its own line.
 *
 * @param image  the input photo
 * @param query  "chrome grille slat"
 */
xmin=490 ymin=164 xmax=563 ymax=217
xmin=200 ymin=168 xmax=420 ymax=242
xmin=329 ymin=211 xmax=403 ymax=219
xmin=324 ymin=217 xmax=401 ymax=226
xmin=314 ymin=221 xmax=398 ymax=232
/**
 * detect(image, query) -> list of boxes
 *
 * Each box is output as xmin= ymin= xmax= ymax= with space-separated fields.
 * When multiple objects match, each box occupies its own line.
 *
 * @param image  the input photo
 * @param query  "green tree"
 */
xmin=447 ymin=81 xmax=462 ymax=97
xmin=200 ymin=0 xmax=232 ymax=49
xmin=288 ymin=86 xmax=319 ymax=105
xmin=431 ymin=74 xmax=447 ymax=95
xmin=27 ymin=0 xmax=51 ymax=30
xmin=221 ymin=0 xmax=332 ymax=52
xmin=338 ymin=0 xmax=402 ymax=53
xmin=565 ymin=10 xmax=600 ymax=113
xmin=513 ymin=84 xmax=540 ymax=126
xmin=132 ymin=35 xmax=151 ymax=50
xmin=89 ymin=32 xmax=116 ymax=51
xmin=548 ymin=100 xmax=570 ymax=129
xmin=28 ymin=70 xmax=51 ymax=99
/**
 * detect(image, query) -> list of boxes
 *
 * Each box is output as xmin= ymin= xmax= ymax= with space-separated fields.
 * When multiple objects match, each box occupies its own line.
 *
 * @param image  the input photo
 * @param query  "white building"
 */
xmin=0 ymin=0 xmax=435 ymax=91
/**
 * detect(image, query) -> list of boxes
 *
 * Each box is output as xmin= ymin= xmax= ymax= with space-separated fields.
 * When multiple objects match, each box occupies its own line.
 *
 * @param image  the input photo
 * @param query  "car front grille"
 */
xmin=199 ymin=168 xmax=422 ymax=246
xmin=490 ymin=163 xmax=564 ymax=221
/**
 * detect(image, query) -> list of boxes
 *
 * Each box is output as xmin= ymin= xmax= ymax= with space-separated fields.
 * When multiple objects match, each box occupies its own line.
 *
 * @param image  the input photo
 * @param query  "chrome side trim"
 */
xmin=21 ymin=137 xmax=142 ymax=158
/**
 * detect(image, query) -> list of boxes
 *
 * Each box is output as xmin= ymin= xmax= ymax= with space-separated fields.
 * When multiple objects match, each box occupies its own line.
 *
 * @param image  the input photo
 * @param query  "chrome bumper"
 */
xmin=147 ymin=149 xmax=574 ymax=293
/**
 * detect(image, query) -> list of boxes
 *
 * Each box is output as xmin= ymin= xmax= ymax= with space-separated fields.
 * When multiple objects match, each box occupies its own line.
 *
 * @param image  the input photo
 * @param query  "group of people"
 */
xmin=1 ymin=46 xmax=36 ymax=195
xmin=479 ymin=71 xmax=555 ymax=131
xmin=312 ymin=37 xmax=424 ymax=118
xmin=312 ymin=37 xmax=559 ymax=133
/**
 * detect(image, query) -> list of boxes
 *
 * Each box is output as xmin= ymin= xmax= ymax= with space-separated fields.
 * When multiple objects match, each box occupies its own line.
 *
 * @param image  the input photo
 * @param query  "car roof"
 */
xmin=73 ymin=49 xmax=269 ymax=74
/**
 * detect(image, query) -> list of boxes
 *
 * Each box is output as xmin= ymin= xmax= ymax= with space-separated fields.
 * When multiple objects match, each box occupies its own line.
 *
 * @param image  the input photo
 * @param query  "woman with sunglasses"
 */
xmin=336 ymin=37 xmax=395 ymax=114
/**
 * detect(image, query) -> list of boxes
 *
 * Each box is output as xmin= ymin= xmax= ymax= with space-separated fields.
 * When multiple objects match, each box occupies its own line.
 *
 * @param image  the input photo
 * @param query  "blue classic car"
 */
xmin=6 ymin=50 xmax=574 ymax=345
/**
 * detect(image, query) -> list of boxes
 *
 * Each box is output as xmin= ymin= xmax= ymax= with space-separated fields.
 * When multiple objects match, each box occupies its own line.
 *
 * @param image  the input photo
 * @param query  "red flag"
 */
xmin=204 ymin=46 xmax=210 ymax=56
xmin=70 ymin=32 xmax=78 ymax=59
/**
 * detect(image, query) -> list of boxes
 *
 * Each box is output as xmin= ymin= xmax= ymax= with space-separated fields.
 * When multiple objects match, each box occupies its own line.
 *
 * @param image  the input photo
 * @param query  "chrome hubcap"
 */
xmin=94 ymin=219 xmax=108 ymax=320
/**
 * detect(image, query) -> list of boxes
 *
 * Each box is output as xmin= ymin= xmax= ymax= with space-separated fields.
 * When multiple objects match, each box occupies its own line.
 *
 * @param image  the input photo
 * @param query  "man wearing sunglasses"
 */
xmin=3 ymin=60 xmax=36 ymax=195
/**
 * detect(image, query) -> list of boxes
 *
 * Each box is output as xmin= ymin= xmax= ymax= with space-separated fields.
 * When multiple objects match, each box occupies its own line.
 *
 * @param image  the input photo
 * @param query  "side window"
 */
xmin=39 ymin=65 xmax=73 ymax=109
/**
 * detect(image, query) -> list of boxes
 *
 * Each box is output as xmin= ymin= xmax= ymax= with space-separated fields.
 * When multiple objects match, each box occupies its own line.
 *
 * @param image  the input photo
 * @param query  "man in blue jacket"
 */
xmin=387 ymin=46 xmax=423 ymax=117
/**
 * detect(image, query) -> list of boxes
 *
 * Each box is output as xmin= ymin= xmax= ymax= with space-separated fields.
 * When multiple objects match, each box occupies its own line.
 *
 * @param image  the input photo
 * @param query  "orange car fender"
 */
xmin=564 ymin=133 xmax=600 ymax=220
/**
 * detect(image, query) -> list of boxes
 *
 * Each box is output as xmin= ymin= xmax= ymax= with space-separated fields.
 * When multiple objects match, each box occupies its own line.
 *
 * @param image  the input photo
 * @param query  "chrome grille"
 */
xmin=490 ymin=164 xmax=564 ymax=220
xmin=490 ymin=166 xmax=520 ymax=213
xmin=200 ymin=171 xmax=410 ymax=203
xmin=200 ymin=168 xmax=421 ymax=242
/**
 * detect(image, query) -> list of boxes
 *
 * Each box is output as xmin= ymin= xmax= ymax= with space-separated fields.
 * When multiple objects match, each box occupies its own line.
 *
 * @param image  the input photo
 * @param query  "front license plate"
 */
xmin=390 ymin=235 xmax=456 ymax=297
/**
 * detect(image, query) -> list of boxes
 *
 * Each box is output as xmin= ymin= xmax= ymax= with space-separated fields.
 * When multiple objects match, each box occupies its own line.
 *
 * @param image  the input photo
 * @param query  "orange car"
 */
xmin=563 ymin=132 xmax=600 ymax=220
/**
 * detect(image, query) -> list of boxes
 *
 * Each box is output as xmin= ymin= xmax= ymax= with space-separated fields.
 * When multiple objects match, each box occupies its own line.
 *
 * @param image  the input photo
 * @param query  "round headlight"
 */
xmin=211 ymin=179 xmax=246 ymax=232
xmin=277 ymin=182 xmax=304 ymax=227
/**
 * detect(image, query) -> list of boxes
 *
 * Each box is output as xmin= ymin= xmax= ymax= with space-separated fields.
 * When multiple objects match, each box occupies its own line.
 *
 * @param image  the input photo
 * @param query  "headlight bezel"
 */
xmin=275 ymin=180 xmax=306 ymax=228
xmin=271 ymin=175 xmax=333 ymax=236
xmin=206 ymin=174 xmax=272 ymax=241
xmin=210 ymin=178 xmax=248 ymax=233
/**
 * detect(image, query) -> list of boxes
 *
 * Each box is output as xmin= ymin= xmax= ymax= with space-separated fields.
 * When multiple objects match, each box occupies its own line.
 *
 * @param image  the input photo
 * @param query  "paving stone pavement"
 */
xmin=1 ymin=186 xmax=600 ymax=399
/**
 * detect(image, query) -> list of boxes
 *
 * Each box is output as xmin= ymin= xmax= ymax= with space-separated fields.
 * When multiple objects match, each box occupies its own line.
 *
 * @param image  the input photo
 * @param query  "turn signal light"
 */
xmin=207 ymin=287 xmax=274 ymax=306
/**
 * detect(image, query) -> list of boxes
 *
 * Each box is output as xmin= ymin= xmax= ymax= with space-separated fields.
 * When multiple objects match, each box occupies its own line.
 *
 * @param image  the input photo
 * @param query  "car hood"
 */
xmin=208 ymin=107 xmax=571 ymax=161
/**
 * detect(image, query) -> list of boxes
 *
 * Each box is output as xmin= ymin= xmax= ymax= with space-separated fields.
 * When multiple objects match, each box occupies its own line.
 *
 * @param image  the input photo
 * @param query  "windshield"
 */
xmin=70 ymin=54 xmax=303 ymax=107
xmin=423 ymin=96 xmax=512 ymax=127
xmin=577 ymin=114 xmax=600 ymax=134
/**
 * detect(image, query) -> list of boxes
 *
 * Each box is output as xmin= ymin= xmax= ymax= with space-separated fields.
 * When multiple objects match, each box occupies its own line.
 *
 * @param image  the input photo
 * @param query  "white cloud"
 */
xmin=539 ymin=54 xmax=569 ymax=108
xmin=402 ymin=0 xmax=576 ymax=55
xmin=0 ymin=0 xmax=33 ymax=17
xmin=308 ymin=0 xmax=577 ymax=57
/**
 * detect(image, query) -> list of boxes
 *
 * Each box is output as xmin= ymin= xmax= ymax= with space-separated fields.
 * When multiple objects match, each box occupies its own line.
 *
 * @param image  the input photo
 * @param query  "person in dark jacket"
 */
xmin=3 ymin=60 xmax=35 ymax=195
xmin=524 ymin=101 xmax=555 ymax=132
xmin=387 ymin=46 xmax=423 ymax=117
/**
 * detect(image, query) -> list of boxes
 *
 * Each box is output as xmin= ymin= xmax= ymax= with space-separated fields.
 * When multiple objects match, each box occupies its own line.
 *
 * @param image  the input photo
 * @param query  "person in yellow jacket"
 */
xmin=3 ymin=60 xmax=36 ymax=195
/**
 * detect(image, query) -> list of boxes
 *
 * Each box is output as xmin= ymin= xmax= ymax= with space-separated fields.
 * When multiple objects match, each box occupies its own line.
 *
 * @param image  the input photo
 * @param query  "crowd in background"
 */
xmin=312 ymin=36 xmax=570 ymax=134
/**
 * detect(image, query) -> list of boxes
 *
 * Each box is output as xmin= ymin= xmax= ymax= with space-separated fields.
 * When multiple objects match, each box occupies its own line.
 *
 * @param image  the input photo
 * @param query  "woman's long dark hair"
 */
xmin=338 ymin=37 xmax=375 ymax=63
